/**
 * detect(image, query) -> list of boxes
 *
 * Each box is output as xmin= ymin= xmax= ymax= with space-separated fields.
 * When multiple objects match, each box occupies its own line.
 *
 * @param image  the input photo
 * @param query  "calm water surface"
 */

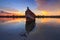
xmin=0 ymin=18 xmax=60 ymax=40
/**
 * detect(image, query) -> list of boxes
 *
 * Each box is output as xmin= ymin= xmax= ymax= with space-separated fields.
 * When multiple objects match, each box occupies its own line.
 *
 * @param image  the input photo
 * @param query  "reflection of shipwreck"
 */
xmin=25 ymin=7 xmax=35 ymax=21
xmin=25 ymin=20 xmax=35 ymax=34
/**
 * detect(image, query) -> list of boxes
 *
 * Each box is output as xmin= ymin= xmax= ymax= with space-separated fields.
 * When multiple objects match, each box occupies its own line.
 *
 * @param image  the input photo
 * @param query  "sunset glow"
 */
xmin=0 ymin=0 xmax=60 ymax=23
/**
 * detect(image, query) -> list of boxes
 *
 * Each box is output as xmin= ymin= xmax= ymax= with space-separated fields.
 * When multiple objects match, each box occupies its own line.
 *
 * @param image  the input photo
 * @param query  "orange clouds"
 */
xmin=0 ymin=7 xmax=25 ymax=16
xmin=34 ymin=0 xmax=60 ymax=16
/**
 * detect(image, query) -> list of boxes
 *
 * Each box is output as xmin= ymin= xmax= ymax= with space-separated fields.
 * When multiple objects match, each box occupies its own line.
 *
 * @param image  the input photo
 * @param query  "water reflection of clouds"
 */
xmin=29 ymin=21 xmax=60 ymax=40
xmin=0 ymin=18 xmax=26 ymax=24
xmin=0 ymin=18 xmax=60 ymax=40
xmin=0 ymin=20 xmax=26 ymax=40
xmin=36 ymin=18 xmax=60 ymax=23
xmin=0 ymin=18 xmax=60 ymax=24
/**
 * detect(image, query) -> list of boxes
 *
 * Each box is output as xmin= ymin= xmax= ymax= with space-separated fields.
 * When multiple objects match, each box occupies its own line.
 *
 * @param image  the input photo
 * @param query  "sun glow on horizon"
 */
xmin=34 ymin=9 xmax=60 ymax=16
xmin=0 ymin=9 xmax=25 ymax=16
xmin=34 ymin=10 xmax=49 ymax=16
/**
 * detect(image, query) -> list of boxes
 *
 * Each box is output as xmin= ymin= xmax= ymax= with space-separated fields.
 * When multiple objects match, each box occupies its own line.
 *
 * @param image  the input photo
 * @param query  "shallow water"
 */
xmin=0 ymin=18 xmax=60 ymax=40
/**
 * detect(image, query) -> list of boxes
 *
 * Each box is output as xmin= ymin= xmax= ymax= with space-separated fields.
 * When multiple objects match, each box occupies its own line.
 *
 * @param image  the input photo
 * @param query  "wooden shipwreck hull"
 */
xmin=25 ymin=7 xmax=35 ymax=21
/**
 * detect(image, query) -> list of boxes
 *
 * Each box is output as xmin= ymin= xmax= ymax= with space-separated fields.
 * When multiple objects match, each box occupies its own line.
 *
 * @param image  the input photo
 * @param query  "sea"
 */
xmin=0 ymin=18 xmax=60 ymax=40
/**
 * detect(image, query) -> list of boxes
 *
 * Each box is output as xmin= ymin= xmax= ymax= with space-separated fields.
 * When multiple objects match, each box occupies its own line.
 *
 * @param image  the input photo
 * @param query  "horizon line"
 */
xmin=0 ymin=15 xmax=60 ymax=18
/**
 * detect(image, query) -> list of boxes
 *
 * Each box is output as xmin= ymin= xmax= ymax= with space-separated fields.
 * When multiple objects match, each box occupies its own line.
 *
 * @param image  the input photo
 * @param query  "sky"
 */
xmin=0 ymin=0 xmax=37 ymax=12
xmin=0 ymin=0 xmax=60 ymax=15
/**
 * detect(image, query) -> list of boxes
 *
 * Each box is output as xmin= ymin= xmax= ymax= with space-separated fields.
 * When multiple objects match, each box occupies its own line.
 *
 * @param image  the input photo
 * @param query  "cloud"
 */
xmin=0 ymin=7 xmax=23 ymax=14
xmin=35 ymin=0 xmax=60 ymax=11
xmin=0 ymin=7 xmax=19 ymax=12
